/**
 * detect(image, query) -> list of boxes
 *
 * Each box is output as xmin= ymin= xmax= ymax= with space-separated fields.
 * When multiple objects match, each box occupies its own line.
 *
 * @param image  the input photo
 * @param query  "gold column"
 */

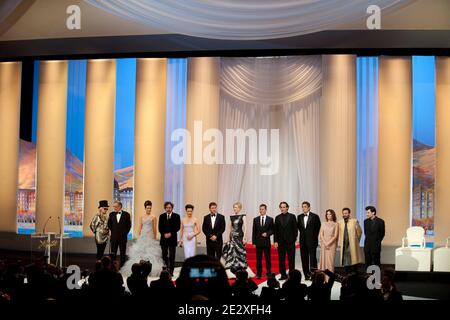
xmin=83 ymin=59 xmax=116 ymax=236
xmin=320 ymin=55 xmax=357 ymax=219
xmin=378 ymin=57 xmax=412 ymax=246
xmin=185 ymin=57 xmax=220 ymax=244
xmin=35 ymin=61 xmax=68 ymax=233
xmin=0 ymin=62 xmax=21 ymax=232
xmin=435 ymin=57 xmax=450 ymax=246
xmin=133 ymin=58 xmax=167 ymax=236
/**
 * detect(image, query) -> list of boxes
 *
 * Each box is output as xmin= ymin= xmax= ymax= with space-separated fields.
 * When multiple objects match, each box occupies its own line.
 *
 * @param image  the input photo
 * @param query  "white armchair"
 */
xmin=395 ymin=226 xmax=432 ymax=272
xmin=401 ymin=226 xmax=427 ymax=248
xmin=433 ymin=237 xmax=450 ymax=272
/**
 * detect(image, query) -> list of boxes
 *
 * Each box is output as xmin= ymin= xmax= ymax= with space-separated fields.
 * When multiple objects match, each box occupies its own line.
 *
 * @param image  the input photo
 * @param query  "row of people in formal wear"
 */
xmin=90 ymin=200 xmax=385 ymax=279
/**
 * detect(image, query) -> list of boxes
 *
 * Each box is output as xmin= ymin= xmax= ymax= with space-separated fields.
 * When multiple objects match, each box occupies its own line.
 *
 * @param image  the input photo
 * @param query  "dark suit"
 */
xmin=202 ymin=213 xmax=226 ymax=260
xmin=364 ymin=216 xmax=385 ymax=267
xmin=252 ymin=215 xmax=274 ymax=276
xmin=158 ymin=212 xmax=181 ymax=275
xmin=107 ymin=210 xmax=132 ymax=266
xmin=297 ymin=212 xmax=321 ymax=277
xmin=274 ymin=213 xmax=298 ymax=277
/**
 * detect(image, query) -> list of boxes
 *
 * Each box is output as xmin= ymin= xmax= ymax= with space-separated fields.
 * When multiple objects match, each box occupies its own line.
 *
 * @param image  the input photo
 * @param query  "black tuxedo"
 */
xmin=158 ymin=212 xmax=181 ymax=275
xmin=297 ymin=212 xmax=321 ymax=277
xmin=202 ymin=213 xmax=226 ymax=260
xmin=107 ymin=210 xmax=131 ymax=266
xmin=274 ymin=212 xmax=298 ymax=277
xmin=252 ymin=215 xmax=274 ymax=276
xmin=364 ymin=216 xmax=385 ymax=267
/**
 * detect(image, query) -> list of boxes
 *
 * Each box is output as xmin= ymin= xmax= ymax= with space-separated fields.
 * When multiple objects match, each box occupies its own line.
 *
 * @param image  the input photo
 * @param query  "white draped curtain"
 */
xmin=0 ymin=0 xmax=22 ymax=24
xmin=218 ymin=56 xmax=321 ymax=241
xmin=356 ymin=57 xmax=379 ymax=244
xmin=87 ymin=0 xmax=414 ymax=40
xmin=164 ymin=59 xmax=187 ymax=213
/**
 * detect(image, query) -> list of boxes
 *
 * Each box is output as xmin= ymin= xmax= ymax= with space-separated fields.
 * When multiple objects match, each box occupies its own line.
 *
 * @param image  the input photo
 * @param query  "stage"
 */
xmin=1 ymin=1 xmax=450 ymax=309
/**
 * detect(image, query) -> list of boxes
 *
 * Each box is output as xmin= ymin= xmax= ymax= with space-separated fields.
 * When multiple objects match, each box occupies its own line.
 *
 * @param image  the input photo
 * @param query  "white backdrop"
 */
xmin=217 ymin=56 xmax=321 ymax=241
xmin=87 ymin=0 xmax=414 ymax=40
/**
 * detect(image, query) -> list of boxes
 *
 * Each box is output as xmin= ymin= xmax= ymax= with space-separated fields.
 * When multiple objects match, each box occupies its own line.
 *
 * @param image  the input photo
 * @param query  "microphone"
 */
xmin=57 ymin=216 xmax=62 ymax=235
xmin=43 ymin=216 xmax=52 ymax=234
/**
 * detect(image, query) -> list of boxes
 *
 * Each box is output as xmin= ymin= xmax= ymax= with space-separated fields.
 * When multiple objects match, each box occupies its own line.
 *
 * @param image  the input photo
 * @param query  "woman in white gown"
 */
xmin=120 ymin=200 xmax=164 ymax=278
xmin=179 ymin=204 xmax=200 ymax=259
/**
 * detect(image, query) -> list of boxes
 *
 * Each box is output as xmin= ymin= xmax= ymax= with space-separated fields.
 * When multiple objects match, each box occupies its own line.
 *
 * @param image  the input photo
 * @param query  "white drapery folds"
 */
xmin=221 ymin=57 xmax=322 ymax=105
xmin=87 ymin=0 xmax=414 ymax=40
xmin=0 ymin=0 xmax=22 ymax=23
xmin=164 ymin=59 xmax=187 ymax=213
xmin=356 ymin=57 xmax=379 ymax=243
xmin=218 ymin=56 xmax=321 ymax=240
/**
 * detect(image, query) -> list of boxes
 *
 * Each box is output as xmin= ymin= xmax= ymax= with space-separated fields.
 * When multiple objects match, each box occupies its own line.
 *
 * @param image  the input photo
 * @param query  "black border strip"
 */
xmin=1 ymin=30 xmax=450 ymax=61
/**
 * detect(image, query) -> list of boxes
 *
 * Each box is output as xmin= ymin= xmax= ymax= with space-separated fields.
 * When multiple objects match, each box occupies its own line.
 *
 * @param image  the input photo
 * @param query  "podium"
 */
xmin=30 ymin=232 xmax=70 ymax=267
xmin=31 ymin=232 xmax=56 ymax=264
xmin=55 ymin=232 xmax=71 ymax=268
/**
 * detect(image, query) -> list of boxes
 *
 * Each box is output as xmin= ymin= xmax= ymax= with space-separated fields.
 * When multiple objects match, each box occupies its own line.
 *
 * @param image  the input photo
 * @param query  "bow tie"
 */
xmin=116 ymin=212 xmax=121 ymax=215
xmin=210 ymin=214 xmax=216 ymax=217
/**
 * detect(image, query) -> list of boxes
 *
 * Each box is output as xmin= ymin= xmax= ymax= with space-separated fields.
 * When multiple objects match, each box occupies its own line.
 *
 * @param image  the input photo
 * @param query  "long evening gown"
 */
xmin=223 ymin=214 xmax=247 ymax=274
xmin=318 ymin=221 xmax=338 ymax=272
xmin=182 ymin=220 xmax=196 ymax=259
xmin=120 ymin=216 xmax=164 ymax=277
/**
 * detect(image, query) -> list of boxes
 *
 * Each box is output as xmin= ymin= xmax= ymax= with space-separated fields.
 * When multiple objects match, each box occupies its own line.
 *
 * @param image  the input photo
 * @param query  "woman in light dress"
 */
xmin=120 ymin=200 xmax=164 ymax=278
xmin=223 ymin=202 xmax=248 ymax=275
xmin=179 ymin=204 xmax=200 ymax=259
xmin=318 ymin=209 xmax=339 ymax=273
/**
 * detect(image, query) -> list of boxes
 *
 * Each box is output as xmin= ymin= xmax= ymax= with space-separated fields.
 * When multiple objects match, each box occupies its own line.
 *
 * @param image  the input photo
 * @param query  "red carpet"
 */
xmin=245 ymin=243 xmax=300 ymax=285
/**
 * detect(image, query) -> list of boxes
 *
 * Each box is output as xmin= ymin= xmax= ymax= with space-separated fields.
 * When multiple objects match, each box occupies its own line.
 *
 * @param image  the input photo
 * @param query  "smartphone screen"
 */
xmin=189 ymin=267 xmax=218 ymax=278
